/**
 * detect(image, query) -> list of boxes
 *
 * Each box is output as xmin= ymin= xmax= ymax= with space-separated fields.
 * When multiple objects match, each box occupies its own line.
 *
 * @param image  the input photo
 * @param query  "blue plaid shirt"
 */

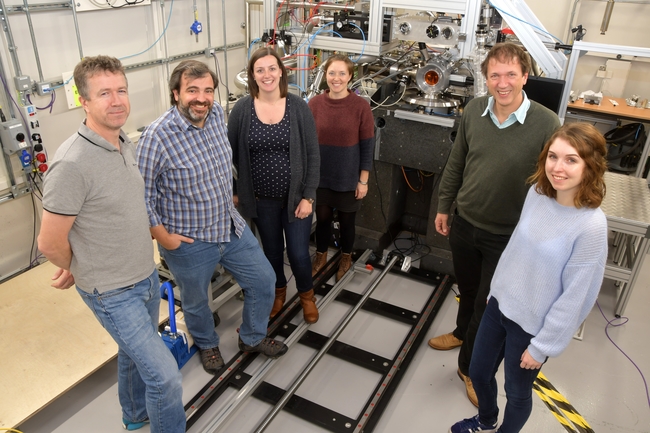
xmin=137 ymin=103 xmax=245 ymax=242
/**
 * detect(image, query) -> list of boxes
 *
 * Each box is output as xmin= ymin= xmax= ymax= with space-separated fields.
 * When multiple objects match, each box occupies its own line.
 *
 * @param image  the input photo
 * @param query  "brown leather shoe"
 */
xmin=312 ymin=251 xmax=328 ymax=277
xmin=298 ymin=289 xmax=319 ymax=323
xmin=428 ymin=332 xmax=463 ymax=350
xmin=269 ymin=286 xmax=286 ymax=318
xmin=457 ymin=369 xmax=479 ymax=407
xmin=336 ymin=253 xmax=352 ymax=282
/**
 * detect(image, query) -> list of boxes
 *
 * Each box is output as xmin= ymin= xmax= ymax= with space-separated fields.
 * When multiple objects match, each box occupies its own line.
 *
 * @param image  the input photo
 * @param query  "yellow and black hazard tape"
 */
xmin=532 ymin=371 xmax=594 ymax=433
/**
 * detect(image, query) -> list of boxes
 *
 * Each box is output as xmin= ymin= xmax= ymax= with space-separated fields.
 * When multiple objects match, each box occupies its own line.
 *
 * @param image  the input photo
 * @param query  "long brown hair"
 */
xmin=247 ymin=48 xmax=288 ymax=99
xmin=528 ymin=123 xmax=607 ymax=208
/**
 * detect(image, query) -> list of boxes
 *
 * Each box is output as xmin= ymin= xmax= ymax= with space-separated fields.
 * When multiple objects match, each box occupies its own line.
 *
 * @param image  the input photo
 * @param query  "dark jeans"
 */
xmin=470 ymin=298 xmax=542 ymax=433
xmin=159 ymin=225 xmax=275 ymax=348
xmin=253 ymin=198 xmax=313 ymax=293
xmin=448 ymin=214 xmax=511 ymax=374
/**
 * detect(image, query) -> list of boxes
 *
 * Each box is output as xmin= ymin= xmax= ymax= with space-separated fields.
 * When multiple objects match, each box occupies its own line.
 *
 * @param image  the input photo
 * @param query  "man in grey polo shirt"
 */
xmin=38 ymin=56 xmax=184 ymax=433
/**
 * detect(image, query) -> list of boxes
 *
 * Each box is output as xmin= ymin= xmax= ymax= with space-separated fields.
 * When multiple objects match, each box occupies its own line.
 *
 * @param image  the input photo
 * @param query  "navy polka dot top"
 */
xmin=250 ymin=98 xmax=291 ymax=199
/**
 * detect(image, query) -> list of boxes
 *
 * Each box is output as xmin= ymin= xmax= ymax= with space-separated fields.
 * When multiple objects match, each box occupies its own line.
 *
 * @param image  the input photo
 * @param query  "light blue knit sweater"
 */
xmin=489 ymin=186 xmax=608 ymax=363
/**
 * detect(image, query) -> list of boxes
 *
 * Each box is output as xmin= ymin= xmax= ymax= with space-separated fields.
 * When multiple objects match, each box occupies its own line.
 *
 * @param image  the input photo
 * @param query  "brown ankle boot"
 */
xmin=269 ymin=286 xmax=286 ymax=318
xmin=311 ymin=251 xmax=328 ymax=277
xmin=298 ymin=289 xmax=319 ymax=323
xmin=336 ymin=253 xmax=352 ymax=282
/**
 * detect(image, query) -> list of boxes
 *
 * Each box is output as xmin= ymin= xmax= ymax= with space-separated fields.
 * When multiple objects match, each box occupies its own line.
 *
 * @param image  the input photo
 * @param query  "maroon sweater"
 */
xmin=308 ymin=90 xmax=375 ymax=192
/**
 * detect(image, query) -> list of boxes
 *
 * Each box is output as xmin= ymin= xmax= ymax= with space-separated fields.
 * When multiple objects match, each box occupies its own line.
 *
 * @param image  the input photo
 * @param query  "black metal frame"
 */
xmin=183 ymin=254 xmax=453 ymax=432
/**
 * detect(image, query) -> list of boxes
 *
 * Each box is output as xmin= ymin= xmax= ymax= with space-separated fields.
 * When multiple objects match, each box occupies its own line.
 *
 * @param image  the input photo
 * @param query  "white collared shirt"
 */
xmin=481 ymin=91 xmax=531 ymax=129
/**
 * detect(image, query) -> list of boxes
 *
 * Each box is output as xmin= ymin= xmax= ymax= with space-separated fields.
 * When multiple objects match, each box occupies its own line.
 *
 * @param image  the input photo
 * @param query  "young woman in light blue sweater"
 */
xmin=449 ymin=122 xmax=609 ymax=433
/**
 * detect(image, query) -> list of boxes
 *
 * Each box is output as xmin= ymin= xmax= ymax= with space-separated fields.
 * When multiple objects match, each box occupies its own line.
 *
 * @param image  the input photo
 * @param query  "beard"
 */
xmin=178 ymin=100 xmax=210 ymax=124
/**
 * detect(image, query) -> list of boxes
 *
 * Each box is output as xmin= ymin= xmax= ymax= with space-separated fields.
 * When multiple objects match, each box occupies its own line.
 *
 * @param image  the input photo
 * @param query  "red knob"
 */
xmin=38 ymin=163 xmax=48 ymax=172
xmin=36 ymin=153 xmax=47 ymax=163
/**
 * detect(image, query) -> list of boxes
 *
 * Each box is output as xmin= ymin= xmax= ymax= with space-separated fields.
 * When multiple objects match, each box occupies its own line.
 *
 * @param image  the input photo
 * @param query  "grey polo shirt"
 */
xmin=42 ymin=122 xmax=154 ymax=293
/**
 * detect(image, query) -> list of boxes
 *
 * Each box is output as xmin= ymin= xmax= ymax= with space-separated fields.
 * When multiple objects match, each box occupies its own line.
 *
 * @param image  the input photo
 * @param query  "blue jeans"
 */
xmin=160 ymin=224 xmax=275 ymax=348
xmin=76 ymin=270 xmax=185 ymax=433
xmin=449 ymin=214 xmax=511 ymax=375
xmin=469 ymin=297 xmax=542 ymax=433
xmin=253 ymin=198 xmax=313 ymax=293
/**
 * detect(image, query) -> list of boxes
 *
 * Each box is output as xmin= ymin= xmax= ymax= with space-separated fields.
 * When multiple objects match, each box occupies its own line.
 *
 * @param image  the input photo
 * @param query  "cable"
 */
xmin=50 ymin=75 xmax=73 ymax=91
xmin=371 ymin=82 xmax=407 ymax=111
xmin=401 ymin=166 xmax=423 ymax=192
xmin=120 ymin=0 xmax=175 ymax=60
xmin=26 ymin=90 xmax=56 ymax=113
xmin=372 ymin=153 xmax=395 ymax=243
xmin=272 ymin=0 xmax=289 ymax=46
xmin=289 ymin=83 xmax=306 ymax=96
xmin=283 ymin=53 xmax=318 ymax=71
xmin=349 ymin=42 xmax=417 ymax=91
xmin=30 ymin=172 xmax=44 ymax=198
xmin=28 ymin=185 xmax=37 ymax=268
xmin=596 ymin=301 xmax=650 ymax=411
xmin=212 ymin=53 xmax=230 ymax=107
xmin=0 ymin=74 xmax=35 ymax=149
xmin=290 ymin=22 xmax=341 ymax=56
xmin=345 ymin=22 xmax=366 ymax=64
xmin=248 ymin=38 xmax=261 ymax=60
xmin=487 ymin=0 xmax=563 ymax=44
xmin=108 ymin=0 xmax=144 ymax=8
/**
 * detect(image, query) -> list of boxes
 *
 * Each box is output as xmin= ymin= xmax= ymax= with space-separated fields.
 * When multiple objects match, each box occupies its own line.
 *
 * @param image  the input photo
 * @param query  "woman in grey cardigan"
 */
xmin=229 ymin=47 xmax=320 ymax=324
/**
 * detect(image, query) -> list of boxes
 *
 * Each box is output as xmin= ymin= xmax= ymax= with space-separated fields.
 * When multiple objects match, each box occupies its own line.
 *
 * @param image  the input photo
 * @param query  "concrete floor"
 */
xmin=17 ymin=239 xmax=650 ymax=433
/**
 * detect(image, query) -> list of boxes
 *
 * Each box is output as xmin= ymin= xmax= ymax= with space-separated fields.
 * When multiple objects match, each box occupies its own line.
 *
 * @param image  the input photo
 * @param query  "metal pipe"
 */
xmin=306 ymin=65 xmax=324 ymax=99
xmin=0 ymin=0 xmax=23 ymax=75
xmin=0 ymin=40 xmax=17 ymax=188
xmin=245 ymin=0 xmax=263 ymax=53
xmin=281 ymin=1 xmax=355 ymax=10
xmin=22 ymin=0 xmax=44 ymax=82
xmin=600 ymin=0 xmax=615 ymax=34
xmin=205 ymin=0 xmax=211 ymax=48
xmin=244 ymin=0 xmax=264 ymax=50
xmin=160 ymin=0 xmax=171 ymax=81
xmin=221 ymin=0 xmax=230 ymax=112
xmin=4 ymin=2 xmax=69 ymax=13
xmin=70 ymin=0 xmax=84 ymax=60
xmin=201 ymin=250 xmax=374 ymax=432
xmin=254 ymin=255 xmax=400 ymax=433
xmin=565 ymin=0 xmax=581 ymax=44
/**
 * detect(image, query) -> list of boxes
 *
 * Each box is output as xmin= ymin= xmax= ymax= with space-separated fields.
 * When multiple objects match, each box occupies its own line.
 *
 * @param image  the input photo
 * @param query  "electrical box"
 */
xmin=74 ymin=0 xmax=151 ymax=12
xmin=13 ymin=75 xmax=31 ymax=92
xmin=0 ymin=120 xmax=29 ymax=155
xmin=36 ymin=82 xmax=52 ymax=96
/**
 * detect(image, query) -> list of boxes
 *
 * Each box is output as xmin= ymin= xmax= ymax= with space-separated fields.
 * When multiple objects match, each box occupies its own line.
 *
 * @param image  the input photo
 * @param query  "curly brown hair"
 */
xmin=528 ymin=123 xmax=607 ymax=208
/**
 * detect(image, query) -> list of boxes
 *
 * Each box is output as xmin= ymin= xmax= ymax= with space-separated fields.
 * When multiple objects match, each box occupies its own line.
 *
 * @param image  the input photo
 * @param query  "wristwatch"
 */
xmin=304 ymin=197 xmax=315 ymax=204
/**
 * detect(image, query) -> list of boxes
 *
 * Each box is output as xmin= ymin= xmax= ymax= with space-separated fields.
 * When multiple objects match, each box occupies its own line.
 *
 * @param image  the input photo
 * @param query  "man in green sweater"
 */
xmin=428 ymin=43 xmax=561 ymax=407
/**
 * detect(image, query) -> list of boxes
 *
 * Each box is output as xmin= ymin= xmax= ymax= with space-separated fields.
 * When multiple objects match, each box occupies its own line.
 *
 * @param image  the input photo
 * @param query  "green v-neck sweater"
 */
xmin=438 ymin=95 xmax=560 ymax=235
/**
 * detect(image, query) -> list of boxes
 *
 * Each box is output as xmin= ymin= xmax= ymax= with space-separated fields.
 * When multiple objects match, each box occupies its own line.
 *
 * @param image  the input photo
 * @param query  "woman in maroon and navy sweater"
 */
xmin=308 ymin=54 xmax=375 ymax=280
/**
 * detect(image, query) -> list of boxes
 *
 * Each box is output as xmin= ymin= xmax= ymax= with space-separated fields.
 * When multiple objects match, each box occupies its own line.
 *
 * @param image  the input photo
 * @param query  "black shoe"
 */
xmin=200 ymin=346 xmax=224 ymax=374
xmin=238 ymin=337 xmax=288 ymax=358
